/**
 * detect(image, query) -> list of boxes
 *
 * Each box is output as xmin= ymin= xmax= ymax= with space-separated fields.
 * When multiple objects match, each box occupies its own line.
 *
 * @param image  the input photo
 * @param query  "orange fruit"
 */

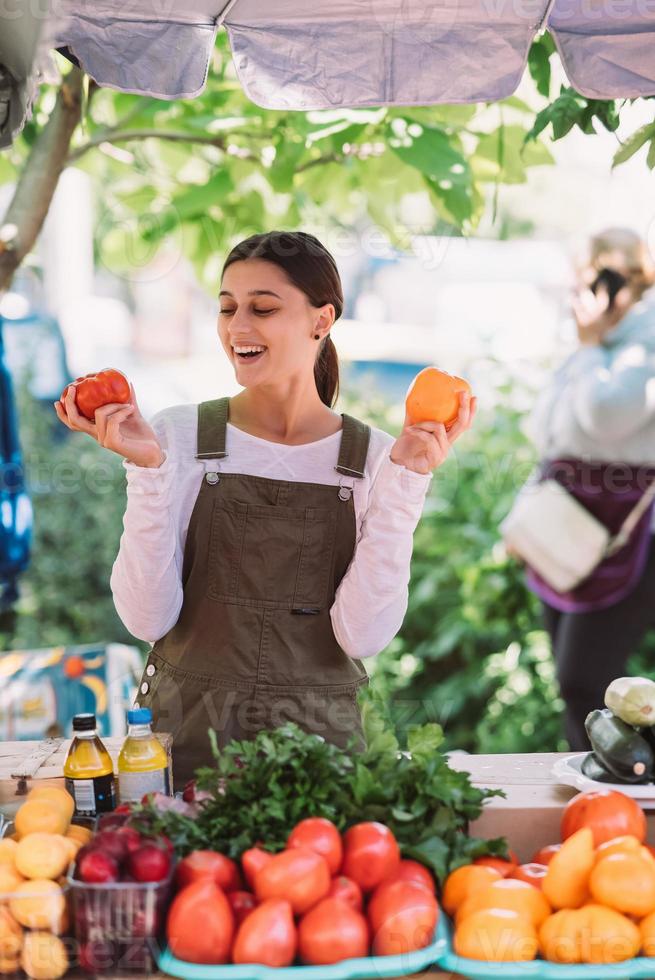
xmin=405 ymin=367 xmax=472 ymax=430
xmin=595 ymin=835 xmax=642 ymax=862
xmin=9 ymin=881 xmax=65 ymax=931
xmin=578 ymin=904 xmax=640 ymax=964
xmin=539 ymin=909 xmax=584 ymax=964
xmin=26 ymin=789 xmax=73 ymax=826
xmin=20 ymin=932 xmax=68 ymax=980
xmin=0 ymin=841 xmax=17 ymax=867
xmin=14 ymin=835 xmax=70 ymax=881
xmin=454 ymin=908 xmax=538 ymax=962
xmin=0 ymin=955 xmax=20 ymax=975
xmin=442 ymin=865 xmax=502 ymax=917
xmin=456 ymin=878 xmax=551 ymax=928
xmin=66 ymin=824 xmax=92 ymax=845
xmin=590 ymin=851 xmax=655 ymax=917
xmin=639 ymin=909 xmax=655 ymax=956
xmin=14 ymin=802 xmax=67 ymax=840
xmin=0 ymin=865 xmax=26 ymax=895
xmin=562 ymin=790 xmax=646 ymax=847
xmin=0 ymin=907 xmax=22 ymax=958
xmin=542 ymin=828 xmax=594 ymax=910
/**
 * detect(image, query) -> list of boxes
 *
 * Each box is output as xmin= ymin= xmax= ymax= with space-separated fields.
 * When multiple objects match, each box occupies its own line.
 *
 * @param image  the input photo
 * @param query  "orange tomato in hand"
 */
xmin=61 ymin=369 xmax=130 ymax=421
xmin=405 ymin=367 xmax=472 ymax=430
xmin=561 ymin=790 xmax=646 ymax=847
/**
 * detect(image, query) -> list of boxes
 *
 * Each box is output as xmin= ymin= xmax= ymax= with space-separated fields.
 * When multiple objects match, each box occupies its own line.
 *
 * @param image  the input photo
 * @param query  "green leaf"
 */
xmin=528 ymin=33 xmax=556 ymax=99
xmin=648 ymin=137 xmax=655 ymax=170
xmin=613 ymin=122 xmax=655 ymax=167
xmin=388 ymin=120 xmax=470 ymax=187
xmin=407 ymin=723 xmax=445 ymax=758
xmin=171 ymin=168 xmax=234 ymax=221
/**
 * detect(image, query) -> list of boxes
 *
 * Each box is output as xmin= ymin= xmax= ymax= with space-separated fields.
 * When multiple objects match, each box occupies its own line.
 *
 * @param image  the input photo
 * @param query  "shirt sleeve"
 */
xmin=109 ymin=413 xmax=184 ymax=644
xmin=330 ymin=455 xmax=431 ymax=660
xmin=568 ymin=343 xmax=655 ymax=442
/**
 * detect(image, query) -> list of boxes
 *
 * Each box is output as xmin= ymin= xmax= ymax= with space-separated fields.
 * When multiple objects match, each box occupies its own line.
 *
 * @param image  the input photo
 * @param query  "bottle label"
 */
xmin=118 ymin=767 xmax=170 ymax=804
xmin=65 ymin=775 xmax=116 ymax=816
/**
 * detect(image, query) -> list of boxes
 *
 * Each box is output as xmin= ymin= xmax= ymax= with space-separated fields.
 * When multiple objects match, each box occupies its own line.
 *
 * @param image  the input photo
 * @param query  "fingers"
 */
xmin=53 ymin=400 xmax=74 ymax=430
xmin=62 ymin=388 xmax=97 ymax=437
xmin=447 ymin=392 xmax=475 ymax=443
xmin=96 ymin=403 xmax=134 ymax=446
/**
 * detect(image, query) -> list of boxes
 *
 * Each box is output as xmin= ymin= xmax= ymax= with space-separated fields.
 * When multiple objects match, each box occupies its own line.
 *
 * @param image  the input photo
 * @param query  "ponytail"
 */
xmin=314 ymin=336 xmax=339 ymax=408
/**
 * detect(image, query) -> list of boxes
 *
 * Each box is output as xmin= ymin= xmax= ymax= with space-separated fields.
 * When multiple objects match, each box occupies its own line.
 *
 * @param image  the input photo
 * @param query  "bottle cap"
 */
xmin=127 ymin=707 xmax=152 ymax=725
xmin=72 ymin=713 xmax=96 ymax=732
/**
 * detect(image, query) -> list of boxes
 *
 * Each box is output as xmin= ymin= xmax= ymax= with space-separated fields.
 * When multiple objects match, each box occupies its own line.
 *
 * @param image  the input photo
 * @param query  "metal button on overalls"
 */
xmin=136 ymin=397 xmax=371 ymax=789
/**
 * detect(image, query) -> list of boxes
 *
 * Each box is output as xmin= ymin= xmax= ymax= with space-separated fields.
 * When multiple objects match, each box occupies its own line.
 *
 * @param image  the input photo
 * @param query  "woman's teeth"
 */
xmin=234 ymin=345 xmax=267 ymax=359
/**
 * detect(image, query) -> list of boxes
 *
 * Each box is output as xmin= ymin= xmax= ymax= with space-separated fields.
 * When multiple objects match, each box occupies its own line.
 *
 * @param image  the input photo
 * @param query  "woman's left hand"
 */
xmin=390 ymin=391 xmax=477 ymax=475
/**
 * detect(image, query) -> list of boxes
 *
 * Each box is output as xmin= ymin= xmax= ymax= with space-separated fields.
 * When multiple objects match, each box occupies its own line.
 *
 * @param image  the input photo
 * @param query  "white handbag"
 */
xmin=501 ymin=476 xmax=655 ymax=594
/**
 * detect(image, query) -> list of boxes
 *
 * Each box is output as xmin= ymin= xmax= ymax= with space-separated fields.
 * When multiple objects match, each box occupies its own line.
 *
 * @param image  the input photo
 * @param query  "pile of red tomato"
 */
xmin=166 ymin=818 xmax=439 ymax=967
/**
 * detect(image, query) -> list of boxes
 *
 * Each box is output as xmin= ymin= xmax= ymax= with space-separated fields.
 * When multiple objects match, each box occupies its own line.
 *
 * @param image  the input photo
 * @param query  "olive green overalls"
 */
xmin=136 ymin=398 xmax=371 ymax=789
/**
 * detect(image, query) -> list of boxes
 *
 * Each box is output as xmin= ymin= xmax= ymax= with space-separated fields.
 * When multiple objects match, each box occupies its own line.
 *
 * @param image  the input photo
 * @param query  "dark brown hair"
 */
xmin=221 ymin=231 xmax=342 ymax=407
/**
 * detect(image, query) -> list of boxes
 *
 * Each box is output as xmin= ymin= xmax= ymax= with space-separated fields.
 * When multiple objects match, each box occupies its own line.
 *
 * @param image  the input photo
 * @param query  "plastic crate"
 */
xmin=68 ymin=868 xmax=174 ymax=975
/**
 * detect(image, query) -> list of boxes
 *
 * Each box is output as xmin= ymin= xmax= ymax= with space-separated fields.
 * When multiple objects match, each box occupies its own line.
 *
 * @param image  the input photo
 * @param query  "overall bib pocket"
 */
xmin=207 ymin=497 xmax=336 ymax=610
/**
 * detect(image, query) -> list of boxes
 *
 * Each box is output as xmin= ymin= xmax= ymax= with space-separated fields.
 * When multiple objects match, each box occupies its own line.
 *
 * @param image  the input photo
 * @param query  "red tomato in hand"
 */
xmin=531 ymin=844 xmax=561 ymax=866
xmin=255 ymin=848 xmax=331 ymax=916
xmin=287 ymin=818 xmax=343 ymax=875
xmin=382 ymin=859 xmax=436 ymax=894
xmin=561 ymin=790 xmax=646 ymax=847
xmin=298 ymin=897 xmax=369 ymax=965
xmin=241 ymin=847 xmax=274 ymax=890
xmin=327 ymin=876 xmax=363 ymax=912
xmin=368 ymin=880 xmax=439 ymax=957
xmin=176 ymin=851 xmax=241 ymax=893
xmin=342 ymin=823 xmax=400 ymax=893
xmin=61 ymin=368 xmax=130 ymax=421
xmin=232 ymin=899 xmax=296 ymax=967
xmin=227 ymin=891 xmax=257 ymax=926
xmin=473 ymin=850 xmax=519 ymax=877
xmin=510 ymin=863 xmax=548 ymax=890
xmin=166 ymin=880 xmax=234 ymax=964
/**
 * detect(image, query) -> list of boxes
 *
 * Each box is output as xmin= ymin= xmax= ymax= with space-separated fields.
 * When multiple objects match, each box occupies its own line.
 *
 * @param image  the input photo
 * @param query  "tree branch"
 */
xmin=67 ymin=128 xmax=261 ymax=164
xmin=0 ymin=67 xmax=85 ymax=294
xmin=296 ymin=152 xmax=343 ymax=173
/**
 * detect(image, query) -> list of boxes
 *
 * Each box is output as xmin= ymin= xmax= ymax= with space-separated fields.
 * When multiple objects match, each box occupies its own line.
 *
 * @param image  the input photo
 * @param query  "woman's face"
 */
xmin=218 ymin=258 xmax=333 ymax=390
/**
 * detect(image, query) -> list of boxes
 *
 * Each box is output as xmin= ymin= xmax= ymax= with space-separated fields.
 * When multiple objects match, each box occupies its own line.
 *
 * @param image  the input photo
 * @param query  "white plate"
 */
xmin=552 ymin=753 xmax=655 ymax=808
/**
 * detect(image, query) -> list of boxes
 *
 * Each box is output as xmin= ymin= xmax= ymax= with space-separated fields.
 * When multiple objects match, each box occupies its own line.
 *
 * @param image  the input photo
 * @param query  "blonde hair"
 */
xmin=580 ymin=228 xmax=655 ymax=299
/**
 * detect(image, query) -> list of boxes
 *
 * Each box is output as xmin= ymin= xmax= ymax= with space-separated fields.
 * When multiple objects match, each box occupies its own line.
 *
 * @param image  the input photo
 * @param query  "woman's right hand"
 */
xmin=53 ymin=384 xmax=165 ymax=468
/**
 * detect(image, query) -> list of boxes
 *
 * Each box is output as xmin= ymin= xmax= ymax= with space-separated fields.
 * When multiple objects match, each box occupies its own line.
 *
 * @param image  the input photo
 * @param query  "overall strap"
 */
xmin=336 ymin=414 xmax=371 ymax=479
xmin=195 ymin=398 xmax=229 ymax=460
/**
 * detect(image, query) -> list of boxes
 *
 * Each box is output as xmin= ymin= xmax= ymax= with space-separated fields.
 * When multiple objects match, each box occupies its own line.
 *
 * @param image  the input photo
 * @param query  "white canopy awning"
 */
xmin=2 ymin=1 xmax=655 ymax=148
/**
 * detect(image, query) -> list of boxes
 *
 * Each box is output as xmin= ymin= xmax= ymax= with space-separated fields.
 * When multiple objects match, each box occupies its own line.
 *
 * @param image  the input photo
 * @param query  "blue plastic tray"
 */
xmin=157 ymin=920 xmax=447 ymax=980
xmin=437 ymin=913 xmax=655 ymax=980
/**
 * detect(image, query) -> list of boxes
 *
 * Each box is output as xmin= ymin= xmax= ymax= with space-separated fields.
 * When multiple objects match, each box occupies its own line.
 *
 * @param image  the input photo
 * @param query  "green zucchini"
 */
xmin=581 ymin=751 xmax=620 ymax=783
xmin=585 ymin=708 xmax=653 ymax=783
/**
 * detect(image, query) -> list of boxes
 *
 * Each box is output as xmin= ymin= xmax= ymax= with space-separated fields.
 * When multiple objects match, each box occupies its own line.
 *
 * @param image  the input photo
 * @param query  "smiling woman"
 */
xmin=55 ymin=230 xmax=476 ymax=788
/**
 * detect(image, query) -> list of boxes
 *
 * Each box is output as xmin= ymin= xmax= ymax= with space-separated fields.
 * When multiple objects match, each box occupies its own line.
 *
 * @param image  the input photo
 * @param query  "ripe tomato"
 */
xmin=287 ymin=818 xmax=343 ymax=875
xmin=298 ymin=898 xmax=369 ymax=965
xmin=342 ymin=823 xmax=400 ymax=893
xmin=382 ymin=859 xmax=435 ymax=895
xmin=166 ymin=880 xmax=234 ymax=964
xmin=561 ymin=790 xmax=647 ymax=847
xmin=61 ymin=369 xmax=130 ymax=421
xmin=327 ymin=876 xmax=363 ymax=912
xmin=232 ymin=899 xmax=296 ymax=967
xmin=368 ymin=880 xmax=439 ymax=957
xmin=531 ymin=844 xmax=561 ymax=866
xmin=176 ymin=851 xmax=241 ymax=893
xmin=226 ymin=891 xmax=257 ymax=926
xmin=241 ymin=847 xmax=274 ymax=890
xmin=254 ymin=848 xmax=331 ymax=916
xmin=510 ymin=863 xmax=548 ymax=890
xmin=473 ymin=851 xmax=519 ymax=877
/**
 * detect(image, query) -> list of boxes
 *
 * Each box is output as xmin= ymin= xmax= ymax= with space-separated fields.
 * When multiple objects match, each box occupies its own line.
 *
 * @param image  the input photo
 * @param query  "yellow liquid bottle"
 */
xmin=63 ymin=713 xmax=117 ymax=817
xmin=118 ymin=707 xmax=170 ymax=803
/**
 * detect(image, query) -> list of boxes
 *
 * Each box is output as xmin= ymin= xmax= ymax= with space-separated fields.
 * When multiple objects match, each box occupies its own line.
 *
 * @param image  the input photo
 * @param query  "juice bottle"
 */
xmin=63 ymin=713 xmax=117 ymax=817
xmin=117 ymin=707 xmax=170 ymax=803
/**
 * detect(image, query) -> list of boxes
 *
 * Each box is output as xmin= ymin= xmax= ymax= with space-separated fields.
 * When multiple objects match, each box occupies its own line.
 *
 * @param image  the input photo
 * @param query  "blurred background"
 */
xmin=2 ymin=34 xmax=655 ymax=750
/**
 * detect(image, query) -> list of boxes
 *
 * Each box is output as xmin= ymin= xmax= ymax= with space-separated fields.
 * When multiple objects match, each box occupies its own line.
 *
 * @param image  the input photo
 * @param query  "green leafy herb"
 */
xmin=136 ymin=708 xmax=507 ymax=884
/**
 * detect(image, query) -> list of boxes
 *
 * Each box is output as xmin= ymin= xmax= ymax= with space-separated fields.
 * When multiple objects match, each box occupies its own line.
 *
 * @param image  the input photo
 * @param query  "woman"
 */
xmin=524 ymin=228 xmax=655 ymax=749
xmin=55 ymin=231 xmax=475 ymax=786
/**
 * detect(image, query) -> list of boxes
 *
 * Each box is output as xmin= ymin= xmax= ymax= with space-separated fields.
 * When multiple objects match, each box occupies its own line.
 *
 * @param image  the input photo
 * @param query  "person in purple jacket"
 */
xmin=523 ymin=228 xmax=655 ymax=749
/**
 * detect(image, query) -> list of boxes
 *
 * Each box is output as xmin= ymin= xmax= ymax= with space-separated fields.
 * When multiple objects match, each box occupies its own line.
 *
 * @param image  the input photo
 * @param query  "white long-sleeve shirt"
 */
xmin=110 ymin=404 xmax=432 ymax=658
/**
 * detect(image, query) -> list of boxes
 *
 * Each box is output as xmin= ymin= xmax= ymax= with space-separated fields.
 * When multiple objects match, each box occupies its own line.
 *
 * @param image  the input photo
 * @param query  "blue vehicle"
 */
xmin=0 ymin=299 xmax=70 ymax=610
